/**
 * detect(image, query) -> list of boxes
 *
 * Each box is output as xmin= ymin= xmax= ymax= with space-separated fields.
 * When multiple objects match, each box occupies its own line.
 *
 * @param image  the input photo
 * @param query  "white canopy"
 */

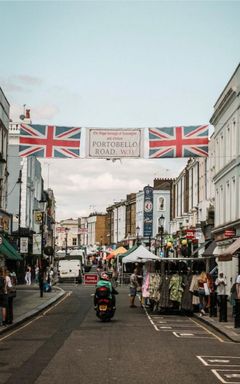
xmin=122 ymin=245 xmax=160 ymax=263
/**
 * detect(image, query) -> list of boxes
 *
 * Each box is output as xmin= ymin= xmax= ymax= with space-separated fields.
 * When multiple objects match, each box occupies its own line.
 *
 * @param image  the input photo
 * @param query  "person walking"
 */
xmin=25 ymin=266 xmax=32 ymax=285
xmin=0 ymin=267 xmax=8 ymax=326
xmin=215 ymin=271 xmax=227 ymax=322
xmin=5 ymin=269 xmax=15 ymax=325
xmin=129 ymin=268 xmax=139 ymax=308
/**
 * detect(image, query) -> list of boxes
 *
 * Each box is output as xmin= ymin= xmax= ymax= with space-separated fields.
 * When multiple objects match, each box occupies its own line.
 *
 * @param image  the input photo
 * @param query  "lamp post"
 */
xmin=39 ymin=198 xmax=47 ymax=297
xmin=65 ymin=228 xmax=70 ymax=257
xmin=136 ymin=225 xmax=140 ymax=246
xmin=156 ymin=214 xmax=165 ymax=257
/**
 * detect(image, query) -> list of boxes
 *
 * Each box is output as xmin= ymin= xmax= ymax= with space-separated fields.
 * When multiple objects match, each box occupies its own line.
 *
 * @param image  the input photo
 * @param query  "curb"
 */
xmin=0 ymin=287 xmax=67 ymax=336
xmin=194 ymin=313 xmax=240 ymax=343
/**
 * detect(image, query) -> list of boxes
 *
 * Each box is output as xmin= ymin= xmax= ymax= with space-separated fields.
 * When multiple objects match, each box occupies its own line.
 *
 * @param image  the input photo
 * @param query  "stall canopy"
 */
xmin=118 ymin=244 xmax=138 ymax=262
xmin=106 ymin=246 xmax=127 ymax=260
xmin=122 ymin=245 xmax=160 ymax=263
xmin=201 ymin=241 xmax=218 ymax=257
xmin=0 ymin=237 xmax=22 ymax=261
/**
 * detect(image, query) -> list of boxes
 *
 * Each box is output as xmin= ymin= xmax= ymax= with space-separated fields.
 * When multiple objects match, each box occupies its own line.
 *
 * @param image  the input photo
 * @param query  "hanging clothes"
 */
xmin=181 ymin=273 xmax=193 ymax=312
xmin=159 ymin=275 xmax=171 ymax=309
xmin=169 ymin=274 xmax=183 ymax=303
xmin=189 ymin=274 xmax=200 ymax=305
xmin=142 ymin=272 xmax=150 ymax=299
xmin=149 ymin=273 xmax=161 ymax=302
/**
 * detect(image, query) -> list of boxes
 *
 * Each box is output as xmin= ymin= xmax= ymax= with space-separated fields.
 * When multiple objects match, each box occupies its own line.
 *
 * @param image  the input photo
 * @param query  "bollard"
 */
xmin=235 ymin=299 xmax=240 ymax=328
xmin=219 ymin=295 xmax=228 ymax=322
xmin=210 ymin=292 xmax=217 ymax=317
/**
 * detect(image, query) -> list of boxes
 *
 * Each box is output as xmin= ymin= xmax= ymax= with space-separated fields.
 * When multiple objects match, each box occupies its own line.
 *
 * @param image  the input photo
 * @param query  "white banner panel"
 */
xmin=32 ymin=234 xmax=42 ymax=255
xmin=86 ymin=128 xmax=144 ymax=158
xmin=20 ymin=237 xmax=29 ymax=253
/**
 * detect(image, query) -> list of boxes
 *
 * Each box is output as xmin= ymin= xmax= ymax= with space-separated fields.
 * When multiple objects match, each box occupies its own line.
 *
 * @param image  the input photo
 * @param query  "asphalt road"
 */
xmin=1 ymin=285 xmax=240 ymax=384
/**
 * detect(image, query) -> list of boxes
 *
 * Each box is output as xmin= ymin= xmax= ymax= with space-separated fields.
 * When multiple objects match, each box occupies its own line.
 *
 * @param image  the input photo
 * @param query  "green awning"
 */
xmin=0 ymin=237 xmax=22 ymax=261
xmin=119 ymin=244 xmax=138 ymax=261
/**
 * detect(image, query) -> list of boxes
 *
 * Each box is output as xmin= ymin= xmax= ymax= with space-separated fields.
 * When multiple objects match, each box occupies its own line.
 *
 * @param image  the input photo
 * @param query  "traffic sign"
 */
xmin=83 ymin=273 xmax=98 ymax=285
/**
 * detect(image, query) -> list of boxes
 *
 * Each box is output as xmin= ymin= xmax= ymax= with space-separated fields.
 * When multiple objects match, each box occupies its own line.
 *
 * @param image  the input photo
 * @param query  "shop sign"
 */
xmin=86 ymin=128 xmax=144 ymax=158
xmin=32 ymin=234 xmax=42 ymax=255
xmin=218 ymin=254 xmax=232 ymax=262
xmin=186 ymin=229 xmax=195 ymax=239
xmin=224 ymin=229 xmax=236 ymax=238
xmin=143 ymin=186 xmax=153 ymax=237
xmin=34 ymin=211 xmax=43 ymax=224
xmin=83 ymin=273 xmax=98 ymax=285
xmin=0 ymin=214 xmax=10 ymax=233
xmin=20 ymin=237 xmax=28 ymax=253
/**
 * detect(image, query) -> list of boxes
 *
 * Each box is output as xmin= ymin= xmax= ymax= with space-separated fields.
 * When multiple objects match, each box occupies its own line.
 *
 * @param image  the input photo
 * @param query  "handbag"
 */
xmin=7 ymin=287 xmax=17 ymax=298
xmin=193 ymin=290 xmax=199 ymax=297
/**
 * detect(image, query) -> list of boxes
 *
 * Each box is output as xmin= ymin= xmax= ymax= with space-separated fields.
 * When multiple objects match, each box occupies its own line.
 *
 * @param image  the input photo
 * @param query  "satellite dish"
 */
xmin=19 ymin=114 xmax=25 ymax=121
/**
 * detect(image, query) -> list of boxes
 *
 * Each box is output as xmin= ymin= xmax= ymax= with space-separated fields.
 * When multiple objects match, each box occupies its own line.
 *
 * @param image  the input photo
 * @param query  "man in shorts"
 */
xmin=129 ymin=268 xmax=139 ymax=308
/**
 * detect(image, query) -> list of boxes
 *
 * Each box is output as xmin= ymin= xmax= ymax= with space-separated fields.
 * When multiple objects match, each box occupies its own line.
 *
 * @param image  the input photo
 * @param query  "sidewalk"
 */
xmin=194 ymin=303 xmax=240 ymax=342
xmin=0 ymin=284 xmax=66 ymax=335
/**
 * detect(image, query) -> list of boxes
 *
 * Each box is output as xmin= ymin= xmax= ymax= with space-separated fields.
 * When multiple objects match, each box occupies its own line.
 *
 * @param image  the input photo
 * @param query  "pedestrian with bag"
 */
xmin=5 ymin=269 xmax=16 ymax=324
xmin=0 ymin=267 xmax=8 ymax=326
xmin=129 ymin=268 xmax=139 ymax=308
xmin=215 ymin=271 xmax=227 ymax=322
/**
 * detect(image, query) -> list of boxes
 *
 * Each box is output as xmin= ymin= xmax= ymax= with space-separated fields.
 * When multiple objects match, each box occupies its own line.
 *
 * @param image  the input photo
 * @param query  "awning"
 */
xmin=119 ymin=244 xmax=138 ymax=261
xmin=221 ymin=237 xmax=240 ymax=257
xmin=0 ymin=237 xmax=22 ymax=261
xmin=191 ymin=240 xmax=212 ymax=257
xmin=201 ymin=241 xmax=217 ymax=257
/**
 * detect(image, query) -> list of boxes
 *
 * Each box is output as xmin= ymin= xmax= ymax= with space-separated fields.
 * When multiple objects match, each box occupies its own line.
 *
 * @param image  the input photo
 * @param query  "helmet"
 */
xmin=101 ymin=272 xmax=109 ymax=281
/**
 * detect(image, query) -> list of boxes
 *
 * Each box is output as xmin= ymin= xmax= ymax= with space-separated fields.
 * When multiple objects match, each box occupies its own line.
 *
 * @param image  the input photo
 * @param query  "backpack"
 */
xmin=0 ymin=276 xmax=5 ymax=294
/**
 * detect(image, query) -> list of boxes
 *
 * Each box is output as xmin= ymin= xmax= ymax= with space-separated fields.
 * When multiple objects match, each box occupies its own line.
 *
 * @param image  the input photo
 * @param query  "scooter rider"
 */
xmin=94 ymin=272 xmax=118 ymax=309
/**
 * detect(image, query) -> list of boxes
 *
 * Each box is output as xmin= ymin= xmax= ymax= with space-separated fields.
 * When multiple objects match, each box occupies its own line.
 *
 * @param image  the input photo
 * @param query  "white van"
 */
xmin=58 ymin=259 xmax=82 ymax=283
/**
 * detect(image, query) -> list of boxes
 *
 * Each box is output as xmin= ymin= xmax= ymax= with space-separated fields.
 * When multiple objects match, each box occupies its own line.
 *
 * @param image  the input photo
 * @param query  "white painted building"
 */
xmin=210 ymin=63 xmax=240 ymax=292
xmin=113 ymin=201 xmax=126 ymax=244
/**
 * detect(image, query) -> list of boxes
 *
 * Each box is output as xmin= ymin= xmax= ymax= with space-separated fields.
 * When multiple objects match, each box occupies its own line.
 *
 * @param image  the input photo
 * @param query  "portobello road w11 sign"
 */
xmin=86 ymin=128 xmax=144 ymax=158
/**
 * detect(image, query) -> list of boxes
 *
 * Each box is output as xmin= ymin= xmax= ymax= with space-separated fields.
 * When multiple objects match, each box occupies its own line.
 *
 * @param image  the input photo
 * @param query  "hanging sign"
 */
xmin=86 ymin=128 xmax=144 ymax=158
xmin=34 ymin=211 xmax=42 ymax=224
xmin=224 ymin=229 xmax=236 ymax=238
xmin=20 ymin=237 xmax=28 ymax=253
xmin=143 ymin=186 xmax=153 ymax=237
xmin=32 ymin=234 xmax=42 ymax=255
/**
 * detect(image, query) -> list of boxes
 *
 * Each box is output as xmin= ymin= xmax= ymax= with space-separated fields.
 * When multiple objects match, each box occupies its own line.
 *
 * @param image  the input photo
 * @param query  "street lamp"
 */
xmin=136 ymin=226 xmax=140 ymax=245
xmin=39 ymin=198 xmax=47 ymax=297
xmin=156 ymin=214 xmax=165 ymax=257
xmin=65 ymin=228 xmax=70 ymax=257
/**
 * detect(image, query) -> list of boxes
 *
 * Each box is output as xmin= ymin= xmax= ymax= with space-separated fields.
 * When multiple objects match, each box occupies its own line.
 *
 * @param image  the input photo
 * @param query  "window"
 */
xmin=72 ymin=238 xmax=77 ymax=246
xmin=159 ymin=197 xmax=165 ymax=211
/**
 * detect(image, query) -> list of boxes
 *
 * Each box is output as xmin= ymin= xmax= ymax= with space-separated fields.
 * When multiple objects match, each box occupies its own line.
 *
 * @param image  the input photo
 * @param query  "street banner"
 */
xmin=19 ymin=124 xmax=81 ymax=158
xmin=32 ymin=234 xmax=42 ymax=255
xmin=86 ymin=128 xmax=144 ymax=158
xmin=20 ymin=237 xmax=28 ymax=253
xmin=148 ymin=125 xmax=209 ymax=158
xmin=143 ymin=186 xmax=153 ymax=237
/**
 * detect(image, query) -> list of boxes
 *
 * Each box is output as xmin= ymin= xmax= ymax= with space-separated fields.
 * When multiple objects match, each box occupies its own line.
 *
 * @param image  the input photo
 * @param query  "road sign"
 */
xmin=83 ymin=273 xmax=98 ymax=285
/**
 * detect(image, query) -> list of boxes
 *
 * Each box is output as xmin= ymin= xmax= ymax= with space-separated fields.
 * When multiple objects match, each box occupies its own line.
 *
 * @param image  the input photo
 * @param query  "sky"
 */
xmin=1 ymin=1 xmax=240 ymax=221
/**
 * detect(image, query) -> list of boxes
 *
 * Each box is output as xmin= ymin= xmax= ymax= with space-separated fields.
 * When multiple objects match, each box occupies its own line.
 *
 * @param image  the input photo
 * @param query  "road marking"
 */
xmin=212 ymin=369 xmax=240 ymax=383
xmin=188 ymin=316 xmax=224 ymax=343
xmin=143 ymin=306 xmax=159 ymax=331
xmin=0 ymin=291 xmax=71 ymax=342
xmin=159 ymin=326 xmax=172 ymax=329
xmin=173 ymin=331 xmax=213 ymax=339
xmin=197 ymin=356 xmax=240 ymax=367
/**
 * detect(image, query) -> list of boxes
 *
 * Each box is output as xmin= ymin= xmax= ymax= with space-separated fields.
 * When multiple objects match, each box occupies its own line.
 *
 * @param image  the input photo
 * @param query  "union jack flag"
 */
xmin=19 ymin=124 xmax=81 ymax=158
xmin=148 ymin=125 xmax=209 ymax=158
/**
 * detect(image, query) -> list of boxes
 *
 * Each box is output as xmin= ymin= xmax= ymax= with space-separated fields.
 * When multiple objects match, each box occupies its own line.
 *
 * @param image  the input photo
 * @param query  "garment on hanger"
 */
xmin=189 ymin=274 xmax=200 ymax=305
xmin=142 ymin=272 xmax=150 ymax=298
xmin=169 ymin=273 xmax=183 ymax=303
xmin=149 ymin=273 xmax=161 ymax=302
xmin=159 ymin=274 xmax=171 ymax=308
xmin=181 ymin=273 xmax=193 ymax=311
